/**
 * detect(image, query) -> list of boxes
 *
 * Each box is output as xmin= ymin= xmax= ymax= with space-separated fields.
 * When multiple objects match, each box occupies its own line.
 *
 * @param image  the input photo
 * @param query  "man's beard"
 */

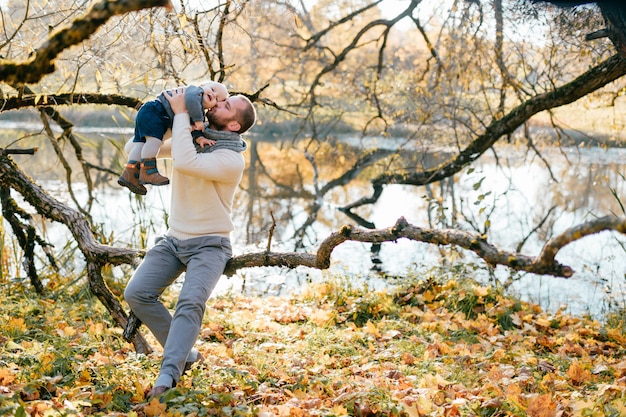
xmin=206 ymin=112 xmax=227 ymax=131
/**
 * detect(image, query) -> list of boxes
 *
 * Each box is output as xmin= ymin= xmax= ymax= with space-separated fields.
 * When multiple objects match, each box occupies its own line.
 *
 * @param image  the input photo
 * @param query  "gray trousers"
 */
xmin=124 ymin=235 xmax=232 ymax=384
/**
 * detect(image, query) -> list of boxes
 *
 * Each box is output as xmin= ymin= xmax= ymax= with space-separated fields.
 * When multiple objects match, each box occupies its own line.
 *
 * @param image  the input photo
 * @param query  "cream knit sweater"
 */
xmin=164 ymin=113 xmax=245 ymax=240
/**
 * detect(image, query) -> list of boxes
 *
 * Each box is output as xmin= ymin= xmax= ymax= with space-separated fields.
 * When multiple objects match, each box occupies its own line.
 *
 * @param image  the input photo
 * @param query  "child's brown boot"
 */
xmin=118 ymin=161 xmax=147 ymax=195
xmin=139 ymin=158 xmax=170 ymax=186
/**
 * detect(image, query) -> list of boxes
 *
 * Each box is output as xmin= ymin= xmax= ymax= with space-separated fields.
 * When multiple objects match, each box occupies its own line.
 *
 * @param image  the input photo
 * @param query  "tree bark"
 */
xmin=0 ymin=0 xmax=172 ymax=85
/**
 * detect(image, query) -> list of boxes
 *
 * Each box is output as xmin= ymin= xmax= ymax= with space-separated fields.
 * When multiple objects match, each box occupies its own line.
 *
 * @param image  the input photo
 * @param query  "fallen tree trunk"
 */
xmin=124 ymin=214 xmax=626 ymax=340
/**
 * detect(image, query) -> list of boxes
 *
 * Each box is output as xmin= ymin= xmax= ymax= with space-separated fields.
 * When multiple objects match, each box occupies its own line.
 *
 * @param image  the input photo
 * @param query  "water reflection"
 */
xmin=205 ymin=144 xmax=626 ymax=317
xmin=3 ymin=130 xmax=626 ymax=317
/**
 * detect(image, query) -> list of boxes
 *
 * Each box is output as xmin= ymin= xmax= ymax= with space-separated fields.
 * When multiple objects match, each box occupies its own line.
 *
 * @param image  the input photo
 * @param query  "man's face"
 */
xmin=206 ymin=96 xmax=246 ymax=132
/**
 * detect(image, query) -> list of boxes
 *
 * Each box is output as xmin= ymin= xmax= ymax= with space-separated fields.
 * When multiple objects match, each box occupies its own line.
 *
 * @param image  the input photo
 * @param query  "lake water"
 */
xmin=3 ymin=125 xmax=626 ymax=318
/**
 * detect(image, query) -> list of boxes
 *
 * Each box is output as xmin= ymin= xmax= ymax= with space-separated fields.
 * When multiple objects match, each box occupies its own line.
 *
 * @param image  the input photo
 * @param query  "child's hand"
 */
xmin=195 ymin=137 xmax=216 ymax=148
xmin=193 ymin=120 xmax=205 ymax=131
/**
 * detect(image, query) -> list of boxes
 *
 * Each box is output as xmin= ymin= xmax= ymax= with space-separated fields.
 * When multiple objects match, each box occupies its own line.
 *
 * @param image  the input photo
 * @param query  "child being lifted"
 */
xmin=118 ymin=81 xmax=228 ymax=195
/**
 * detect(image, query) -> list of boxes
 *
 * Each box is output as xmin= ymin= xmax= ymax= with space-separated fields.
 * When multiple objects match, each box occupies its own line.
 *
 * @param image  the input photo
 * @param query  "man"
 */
xmin=124 ymin=88 xmax=257 ymax=399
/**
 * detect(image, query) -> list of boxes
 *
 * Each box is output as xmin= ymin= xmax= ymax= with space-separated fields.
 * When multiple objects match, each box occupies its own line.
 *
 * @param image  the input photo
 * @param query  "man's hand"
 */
xmin=163 ymin=88 xmax=187 ymax=114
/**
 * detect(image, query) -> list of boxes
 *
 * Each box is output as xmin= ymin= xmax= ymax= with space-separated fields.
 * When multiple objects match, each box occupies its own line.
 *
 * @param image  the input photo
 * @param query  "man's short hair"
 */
xmin=235 ymin=95 xmax=257 ymax=134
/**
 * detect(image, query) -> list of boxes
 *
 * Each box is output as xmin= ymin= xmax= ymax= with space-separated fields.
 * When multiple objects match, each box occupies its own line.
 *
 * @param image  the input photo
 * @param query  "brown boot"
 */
xmin=118 ymin=162 xmax=147 ymax=195
xmin=139 ymin=158 xmax=170 ymax=186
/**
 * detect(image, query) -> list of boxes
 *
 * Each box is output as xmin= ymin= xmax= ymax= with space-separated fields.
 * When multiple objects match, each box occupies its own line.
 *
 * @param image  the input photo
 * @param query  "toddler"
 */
xmin=118 ymin=81 xmax=228 ymax=195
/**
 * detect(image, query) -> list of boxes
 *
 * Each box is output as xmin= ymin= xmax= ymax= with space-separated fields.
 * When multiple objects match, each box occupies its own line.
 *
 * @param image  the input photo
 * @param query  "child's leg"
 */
xmin=141 ymin=137 xmax=162 ymax=160
xmin=118 ymin=142 xmax=147 ymax=195
xmin=139 ymin=136 xmax=170 ymax=186
xmin=128 ymin=142 xmax=143 ymax=163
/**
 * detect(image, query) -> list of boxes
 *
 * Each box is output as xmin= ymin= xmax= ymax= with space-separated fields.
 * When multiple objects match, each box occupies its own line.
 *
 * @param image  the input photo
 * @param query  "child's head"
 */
xmin=201 ymin=81 xmax=229 ymax=110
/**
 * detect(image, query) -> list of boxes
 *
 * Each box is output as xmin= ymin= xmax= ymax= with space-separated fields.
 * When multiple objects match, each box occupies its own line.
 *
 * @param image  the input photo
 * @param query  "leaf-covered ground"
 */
xmin=1 ymin=271 xmax=625 ymax=417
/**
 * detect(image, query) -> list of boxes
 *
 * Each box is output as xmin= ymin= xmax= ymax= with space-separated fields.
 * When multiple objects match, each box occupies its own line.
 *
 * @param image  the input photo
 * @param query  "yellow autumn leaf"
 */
xmin=419 ymin=373 xmax=451 ymax=389
xmin=510 ymin=312 xmax=523 ymax=327
xmin=331 ymin=404 xmax=348 ymax=415
xmin=423 ymin=290 xmax=435 ymax=303
xmin=144 ymin=398 xmax=167 ymax=416
xmin=417 ymin=394 xmax=435 ymax=414
xmin=5 ymin=340 xmax=23 ymax=352
xmin=606 ymin=328 xmax=626 ymax=344
xmin=78 ymin=369 xmax=91 ymax=383
xmin=526 ymin=393 xmax=557 ymax=417
xmin=132 ymin=378 xmax=147 ymax=402
xmin=309 ymin=309 xmax=335 ymax=326
xmin=567 ymin=361 xmax=592 ymax=385
xmin=91 ymin=351 xmax=111 ymax=365
xmin=402 ymin=352 xmax=417 ymax=365
xmin=365 ymin=320 xmax=381 ymax=338
xmin=401 ymin=402 xmax=420 ymax=417
xmin=505 ymin=384 xmax=524 ymax=408
xmin=535 ymin=318 xmax=552 ymax=328
xmin=91 ymin=392 xmax=113 ymax=408
xmin=473 ymin=285 xmax=489 ymax=297
xmin=568 ymin=399 xmax=595 ymax=416
xmin=8 ymin=317 xmax=26 ymax=332
xmin=0 ymin=367 xmax=16 ymax=385
xmin=614 ymin=359 xmax=626 ymax=377
xmin=30 ymin=402 xmax=50 ymax=415
xmin=492 ymin=349 xmax=506 ymax=361
xmin=88 ymin=321 xmax=104 ymax=335
xmin=59 ymin=325 xmax=77 ymax=337
xmin=442 ymin=280 xmax=457 ymax=290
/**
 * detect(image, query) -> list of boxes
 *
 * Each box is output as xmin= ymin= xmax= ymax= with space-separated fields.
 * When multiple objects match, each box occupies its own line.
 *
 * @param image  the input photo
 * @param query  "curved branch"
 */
xmin=223 ymin=215 xmax=626 ymax=279
xmin=0 ymin=0 xmax=172 ymax=85
xmin=306 ymin=1 xmax=418 ymax=104
xmin=0 ymin=150 xmax=149 ymax=351
xmin=537 ymin=216 xmax=626 ymax=267
xmin=0 ymin=152 xmax=140 ymax=265
xmin=87 ymin=263 xmax=152 ymax=354
xmin=303 ymin=0 xmax=386 ymax=51
xmin=378 ymin=53 xmax=626 ymax=186
xmin=341 ymin=53 xmax=626 ymax=212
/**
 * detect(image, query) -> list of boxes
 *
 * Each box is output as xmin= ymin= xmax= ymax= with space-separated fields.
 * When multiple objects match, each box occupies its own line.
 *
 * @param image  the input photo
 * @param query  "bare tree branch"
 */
xmin=0 ymin=0 xmax=172 ymax=85
xmin=224 ymin=215 xmax=626 ymax=279
xmin=0 ymin=93 xmax=141 ymax=111
xmin=0 ymin=152 xmax=140 ymax=266
xmin=341 ymin=53 xmax=626 ymax=212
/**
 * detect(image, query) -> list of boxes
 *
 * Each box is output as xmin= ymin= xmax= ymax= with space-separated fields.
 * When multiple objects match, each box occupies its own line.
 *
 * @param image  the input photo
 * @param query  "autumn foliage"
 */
xmin=1 ymin=272 xmax=624 ymax=416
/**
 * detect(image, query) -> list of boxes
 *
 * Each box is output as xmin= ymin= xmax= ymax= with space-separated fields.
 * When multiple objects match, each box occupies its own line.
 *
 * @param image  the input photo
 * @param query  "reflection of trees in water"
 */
xmin=242 ymin=140 xmax=452 ymax=250
xmin=7 ymin=130 xmax=624 ymax=260
xmin=242 ymin=141 xmax=626 ymax=274
xmin=555 ymin=161 xmax=625 ymax=214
